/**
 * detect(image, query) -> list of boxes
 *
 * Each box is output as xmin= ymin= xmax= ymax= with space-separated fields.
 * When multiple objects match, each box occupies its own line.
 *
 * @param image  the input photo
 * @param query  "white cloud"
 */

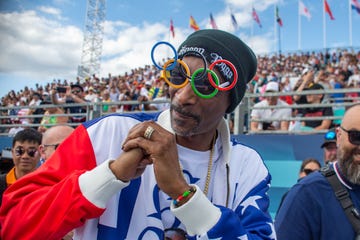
xmin=248 ymin=34 xmax=274 ymax=55
xmin=101 ymin=22 xmax=183 ymax=77
xmin=0 ymin=10 xmax=82 ymax=81
xmin=37 ymin=6 xmax=61 ymax=17
xmin=0 ymin=1 xmax=276 ymax=90
xmin=103 ymin=20 xmax=130 ymax=38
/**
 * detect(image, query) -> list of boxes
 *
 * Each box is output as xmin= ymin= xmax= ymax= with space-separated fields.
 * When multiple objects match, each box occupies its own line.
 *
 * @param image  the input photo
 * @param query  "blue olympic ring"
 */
xmin=151 ymin=41 xmax=178 ymax=71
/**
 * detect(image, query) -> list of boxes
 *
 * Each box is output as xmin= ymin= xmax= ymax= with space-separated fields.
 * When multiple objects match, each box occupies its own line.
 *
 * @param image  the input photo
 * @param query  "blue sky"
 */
xmin=0 ymin=0 xmax=360 ymax=98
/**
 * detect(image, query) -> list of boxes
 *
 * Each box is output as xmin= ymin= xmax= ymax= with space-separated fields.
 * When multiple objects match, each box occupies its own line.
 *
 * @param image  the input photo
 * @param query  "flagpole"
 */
xmin=169 ymin=21 xmax=171 ymax=43
xmin=276 ymin=6 xmax=282 ymax=56
xmin=168 ymin=20 xmax=173 ymax=58
xmin=349 ymin=0 xmax=353 ymax=47
xmin=274 ymin=5 xmax=277 ymax=53
xmin=298 ymin=0 xmax=301 ymax=50
xmin=278 ymin=22 xmax=281 ymax=56
xmin=251 ymin=9 xmax=254 ymax=40
xmin=167 ymin=21 xmax=171 ymax=58
xmin=323 ymin=0 xmax=327 ymax=49
xmin=252 ymin=1 xmax=255 ymax=42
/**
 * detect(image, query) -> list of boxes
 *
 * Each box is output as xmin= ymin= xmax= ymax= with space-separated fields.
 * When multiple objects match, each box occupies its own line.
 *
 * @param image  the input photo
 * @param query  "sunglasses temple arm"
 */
xmin=219 ymin=82 xmax=230 ymax=88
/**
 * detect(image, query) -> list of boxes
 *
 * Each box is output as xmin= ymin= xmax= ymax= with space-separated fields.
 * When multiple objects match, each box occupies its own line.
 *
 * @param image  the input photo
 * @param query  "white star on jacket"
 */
xmin=240 ymin=195 xmax=262 ymax=215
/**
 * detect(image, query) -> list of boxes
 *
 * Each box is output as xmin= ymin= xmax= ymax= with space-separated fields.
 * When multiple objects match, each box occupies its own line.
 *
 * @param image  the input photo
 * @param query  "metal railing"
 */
xmin=0 ymin=87 xmax=358 ymax=136
xmin=240 ymin=88 xmax=359 ymax=135
xmin=0 ymin=100 xmax=162 ymax=136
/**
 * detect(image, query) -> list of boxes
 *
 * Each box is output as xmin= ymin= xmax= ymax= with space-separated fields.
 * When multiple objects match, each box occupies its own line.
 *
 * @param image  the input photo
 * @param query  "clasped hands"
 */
xmin=109 ymin=121 xmax=191 ymax=199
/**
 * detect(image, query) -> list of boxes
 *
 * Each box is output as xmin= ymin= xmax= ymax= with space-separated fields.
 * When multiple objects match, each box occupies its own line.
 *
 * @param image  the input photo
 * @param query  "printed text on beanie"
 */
xmin=178 ymin=29 xmax=257 ymax=113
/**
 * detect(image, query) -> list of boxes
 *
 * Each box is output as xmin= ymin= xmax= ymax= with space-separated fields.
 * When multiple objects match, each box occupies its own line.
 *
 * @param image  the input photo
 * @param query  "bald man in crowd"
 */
xmin=39 ymin=125 xmax=74 ymax=161
xmin=276 ymin=103 xmax=360 ymax=239
xmin=38 ymin=125 xmax=75 ymax=240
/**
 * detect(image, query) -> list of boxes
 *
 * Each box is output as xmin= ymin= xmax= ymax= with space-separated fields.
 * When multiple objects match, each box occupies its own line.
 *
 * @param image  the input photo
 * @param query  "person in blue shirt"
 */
xmin=275 ymin=103 xmax=360 ymax=240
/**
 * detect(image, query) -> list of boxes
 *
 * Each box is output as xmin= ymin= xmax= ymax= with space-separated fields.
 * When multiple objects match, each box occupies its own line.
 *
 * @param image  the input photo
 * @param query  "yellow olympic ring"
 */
xmin=162 ymin=59 xmax=190 ymax=89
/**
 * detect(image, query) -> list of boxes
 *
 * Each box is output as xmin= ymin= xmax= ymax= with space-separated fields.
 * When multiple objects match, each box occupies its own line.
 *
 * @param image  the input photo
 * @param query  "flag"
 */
xmin=170 ymin=19 xmax=175 ymax=38
xmin=210 ymin=13 xmax=218 ymax=29
xmin=231 ymin=13 xmax=238 ymax=29
xmin=189 ymin=15 xmax=200 ymax=31
xmin=252 ymin=7 xmax=262 ymax=28
xmin=351 ymin=0 xmax=360 ymax=14
xmin=324 ymin=0 xmax=335 ymax=20
xmin=276 ymin=6 xmax=283 ymax=27
xmin=299 ymin=1 xmax=311 ymax=20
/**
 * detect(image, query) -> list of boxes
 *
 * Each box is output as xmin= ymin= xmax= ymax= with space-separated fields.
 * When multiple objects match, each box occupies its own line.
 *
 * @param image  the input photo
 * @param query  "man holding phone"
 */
xmin=50 ymin=84 xmax=88 ymax=123
xmin=56 ymin=86 xmax=67 ymax=93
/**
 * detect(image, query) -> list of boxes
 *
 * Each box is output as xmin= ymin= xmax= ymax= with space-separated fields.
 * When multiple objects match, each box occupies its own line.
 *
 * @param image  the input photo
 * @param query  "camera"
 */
xmin=56 ymin=87 xmax=67 ymax=93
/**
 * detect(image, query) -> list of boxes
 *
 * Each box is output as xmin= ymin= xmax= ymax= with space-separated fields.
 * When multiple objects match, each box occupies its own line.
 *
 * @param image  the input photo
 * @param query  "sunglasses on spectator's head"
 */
xmin=164 ymin=228 xmax=187 ymax=240
xmin=340 ymin=126 xmax=360 ymax=145
xmin=303 ymin=169 xmax=315 ymax=175
xmin=325 ymin=130 xmax=336 ymax=141
xmin=72 ymin=90 xmax=81 ymax=94
xmin=14 ymin=147 xmax=37 ymax=157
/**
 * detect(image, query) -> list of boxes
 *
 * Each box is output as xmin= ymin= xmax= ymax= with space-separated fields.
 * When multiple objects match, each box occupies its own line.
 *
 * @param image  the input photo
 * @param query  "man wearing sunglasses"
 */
xmin=298 ymin=158 xmax=321 ymax=179
xmin=0 ymin=128 xmax=42 ymax=206
xmin=0 ymin=30 xmax=275 ymax=239
xmin=50 ymin=84 xmax=88 ymax=123
xmin=276 ymin=103 xmax=360 ymax=240
xmin=38 ymin=125 xmax=74 ymax=162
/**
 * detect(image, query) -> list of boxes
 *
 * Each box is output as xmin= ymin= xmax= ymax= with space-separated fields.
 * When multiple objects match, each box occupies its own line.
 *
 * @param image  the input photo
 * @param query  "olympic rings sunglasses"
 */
xmin=14 ymin=147 xmax=38 ymax=157
xmin=340 ymin=126 xmax=360 ymax=145
xmin=151 ymin=41 xmax=238 ymax=99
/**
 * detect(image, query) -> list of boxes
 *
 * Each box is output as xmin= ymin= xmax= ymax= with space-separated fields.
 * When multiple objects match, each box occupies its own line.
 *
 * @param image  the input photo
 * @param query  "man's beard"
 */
xmin=170 ymin=104 xmax=201 ymax=137
xmin=338 ymin=146 xmax=360 ymax=185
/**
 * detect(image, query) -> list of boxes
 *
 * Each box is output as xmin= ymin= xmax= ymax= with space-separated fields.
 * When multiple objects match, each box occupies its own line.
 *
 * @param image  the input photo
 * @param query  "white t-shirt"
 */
xmin=250 ymin=99 xmax=292 ymax=130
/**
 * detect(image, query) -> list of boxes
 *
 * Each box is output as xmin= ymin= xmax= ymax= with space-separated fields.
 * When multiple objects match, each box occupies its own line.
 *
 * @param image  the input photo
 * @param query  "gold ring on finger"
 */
xmin=144 ymin=126 xmax=155 ymax=140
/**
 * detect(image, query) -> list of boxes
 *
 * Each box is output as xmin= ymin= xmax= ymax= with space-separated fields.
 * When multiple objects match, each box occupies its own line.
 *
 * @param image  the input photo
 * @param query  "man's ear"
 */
xmin=38 ymin=145 xmax=45 ymax=158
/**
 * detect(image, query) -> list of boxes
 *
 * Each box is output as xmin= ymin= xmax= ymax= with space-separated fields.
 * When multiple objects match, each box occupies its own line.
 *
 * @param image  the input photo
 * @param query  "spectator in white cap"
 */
xmin=250 ymin=81 xmax=292 ymax=131
xmin=84 ymin=87 xmax=98 ymax=102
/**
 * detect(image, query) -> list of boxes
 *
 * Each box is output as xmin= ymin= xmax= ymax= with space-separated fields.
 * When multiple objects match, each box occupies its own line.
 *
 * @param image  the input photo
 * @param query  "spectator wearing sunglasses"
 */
xmin=38 ymin=125 xmax=74 ymax=163
xmin=50 ymin=84 xmax=88 ymax=123
xmin=321 ymin=129 xmax=338 ymax=164
xmin=276 ymin=103 xmax=360 ymax=240
xmin=38 ymin=126 xmax=75 ymax=240
xmin=0 ymin=30 xmax=275 ymax=239
xmin=298 ymin=158 xmax=321 ymax=178
xmin=276 ymin=158 xmax=321 ymax=216
xmin=0 ymin=128 xmax=42 ymax=206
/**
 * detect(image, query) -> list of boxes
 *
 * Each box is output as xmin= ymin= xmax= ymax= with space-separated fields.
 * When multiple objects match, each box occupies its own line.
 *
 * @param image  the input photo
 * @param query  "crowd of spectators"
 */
xmin=1 ymin=49 xmax=359 ymax=134
xmin=247 ymin=49 xmax=360 ymax=132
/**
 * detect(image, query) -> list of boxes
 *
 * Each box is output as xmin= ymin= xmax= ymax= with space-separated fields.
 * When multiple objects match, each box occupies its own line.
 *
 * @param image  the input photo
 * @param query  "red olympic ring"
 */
xmin=207 ymin=59 xmax=238 ymax=91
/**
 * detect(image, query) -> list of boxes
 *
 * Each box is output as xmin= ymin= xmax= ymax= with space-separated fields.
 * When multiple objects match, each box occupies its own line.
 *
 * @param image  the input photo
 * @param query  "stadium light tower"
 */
xmin=77 ymin=0 xmax=106 ymax=81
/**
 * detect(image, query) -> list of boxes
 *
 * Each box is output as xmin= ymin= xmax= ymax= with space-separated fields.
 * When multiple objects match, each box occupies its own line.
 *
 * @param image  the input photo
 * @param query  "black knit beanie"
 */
xmin=178 ymin=29 xmax=257 ymax=113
